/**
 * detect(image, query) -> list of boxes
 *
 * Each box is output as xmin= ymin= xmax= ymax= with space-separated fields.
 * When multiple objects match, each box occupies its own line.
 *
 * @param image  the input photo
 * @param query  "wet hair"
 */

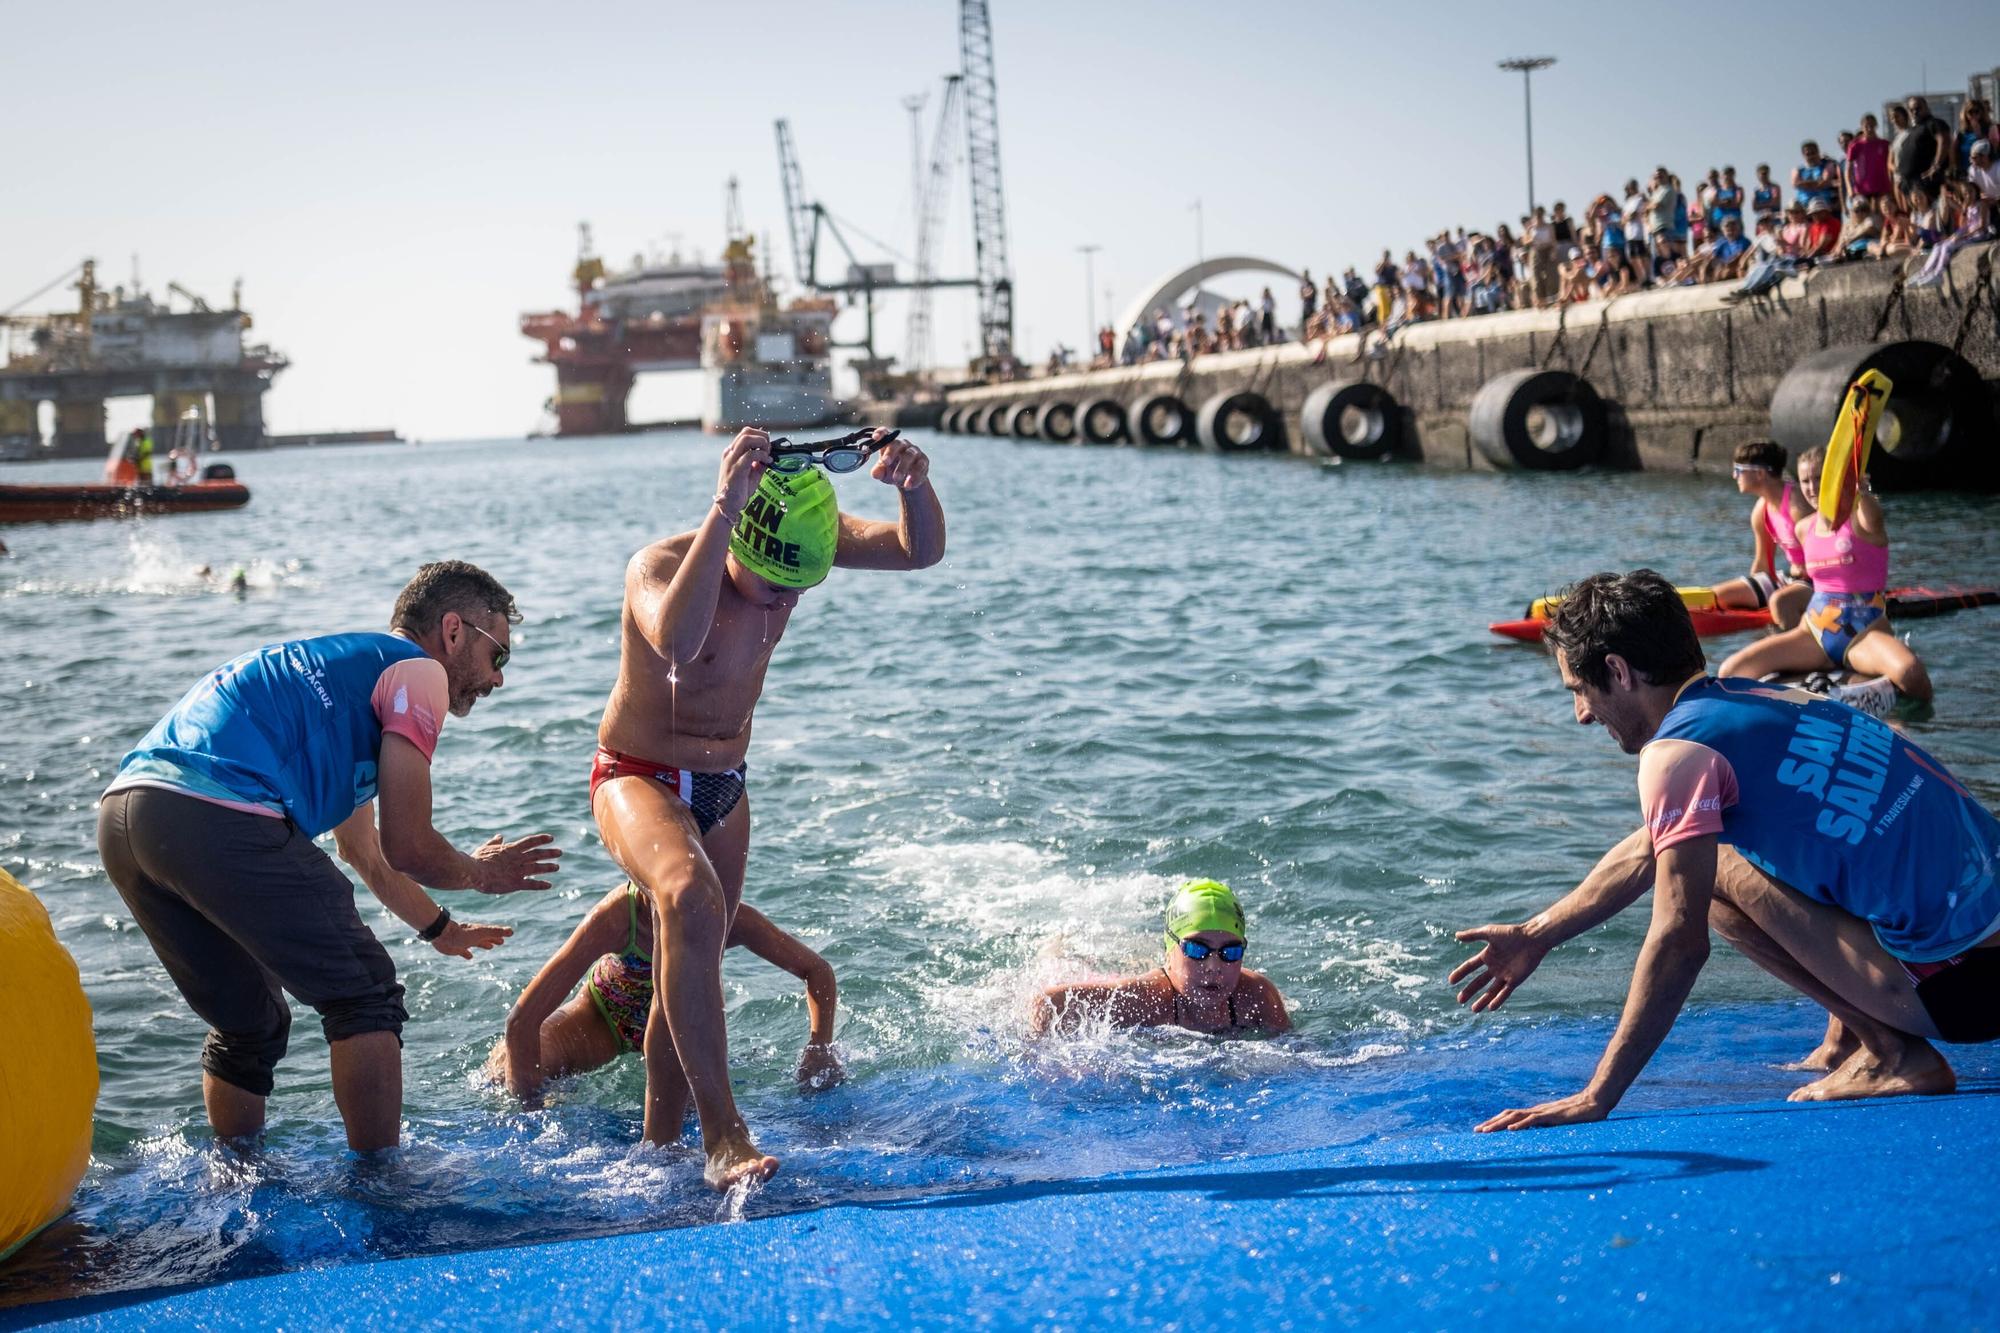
xmin=1732 ymin=439 xmax=1786 ymax=472
xmin=390 ymin=560 xmax=520 ymax=636
xmin=1545 ymin=570 xmax=1705 ymax=691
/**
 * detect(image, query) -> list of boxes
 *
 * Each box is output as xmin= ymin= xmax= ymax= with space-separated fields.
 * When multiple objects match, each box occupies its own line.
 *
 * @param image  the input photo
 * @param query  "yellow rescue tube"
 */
xmin=0 ymin=867 xmax=98 ymax=1263
xmin=1529 ymin=586 xmax=1717 ymax=621
xmin=1818 ymin=369 xmax=1892 ymax=523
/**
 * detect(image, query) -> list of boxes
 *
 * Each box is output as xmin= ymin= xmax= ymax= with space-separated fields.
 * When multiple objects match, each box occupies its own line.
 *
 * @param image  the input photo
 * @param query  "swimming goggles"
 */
xmin=1170 ymin=932 xmax=1245 ymax=963
xmin=767 ymin=428 xmax=900 ymax=474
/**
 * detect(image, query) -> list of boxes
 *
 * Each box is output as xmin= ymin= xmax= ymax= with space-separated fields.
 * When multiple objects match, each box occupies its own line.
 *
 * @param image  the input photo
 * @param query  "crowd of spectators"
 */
xmin=1093 ymin=94 xmax=1999 ymax=368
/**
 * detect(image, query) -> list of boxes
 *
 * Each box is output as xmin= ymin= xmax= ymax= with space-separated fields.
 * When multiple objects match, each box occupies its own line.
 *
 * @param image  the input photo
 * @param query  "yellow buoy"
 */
xmin=1817 ymin=369 xmax=1892 ymax=524
xmin=0 ymin=868 xmax=98 ymax=1263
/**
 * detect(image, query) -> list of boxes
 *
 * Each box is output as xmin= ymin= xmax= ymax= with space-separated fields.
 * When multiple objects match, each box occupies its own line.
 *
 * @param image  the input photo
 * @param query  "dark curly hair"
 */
xmin=1545 ymin=569 xmax=1705 ymax=690
xmin=390 ymin=561 xmax=519 ymax=636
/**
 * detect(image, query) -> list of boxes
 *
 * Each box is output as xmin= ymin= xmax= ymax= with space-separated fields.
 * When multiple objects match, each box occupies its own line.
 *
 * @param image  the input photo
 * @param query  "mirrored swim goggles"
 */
xmin=767 ymin=428 xmax=900 ymax=474
xmin=1169 ymin=931 xmax=1245 ymax=963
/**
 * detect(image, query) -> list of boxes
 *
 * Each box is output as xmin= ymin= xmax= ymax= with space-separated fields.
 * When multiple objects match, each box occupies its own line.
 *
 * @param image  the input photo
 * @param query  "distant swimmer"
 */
xmin=1707 ymin=439 xmax=1811 ymax=632
xmin=487 ymin=883 xmax=841 ymax=1101
xmin=1451 ymin=570 xmax=1998 ymax=1131
xmin=97 ymin=561 xmax=562 ymax=1152
xmin=1031 ymin=880 xmax=1292 ymax=1037
xmin=1717 ymin=444 xmax=1931 ymax=714
xmin=593 ymin=426 xmax=943 ymax=1189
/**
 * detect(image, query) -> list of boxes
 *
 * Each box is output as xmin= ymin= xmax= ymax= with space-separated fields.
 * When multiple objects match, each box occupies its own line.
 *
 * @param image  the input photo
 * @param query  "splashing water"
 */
xmin=3 ymin=433 xmax=1998 ymax=1309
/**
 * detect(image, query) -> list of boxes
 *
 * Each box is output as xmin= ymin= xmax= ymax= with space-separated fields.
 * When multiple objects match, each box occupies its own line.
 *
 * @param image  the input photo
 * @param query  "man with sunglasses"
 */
xmin=1030 ymin=880 xmax=1292 ymax=1037
xmin=592 ymin=425 xmax=944 ymax=1190
xmin=98 ymin=560 xmax=562 ymax=1153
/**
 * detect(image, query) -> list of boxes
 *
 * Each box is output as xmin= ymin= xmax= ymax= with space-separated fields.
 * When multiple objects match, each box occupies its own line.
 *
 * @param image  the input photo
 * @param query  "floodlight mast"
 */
xmin=1498 ymin=55 xmax=1557 ymax=216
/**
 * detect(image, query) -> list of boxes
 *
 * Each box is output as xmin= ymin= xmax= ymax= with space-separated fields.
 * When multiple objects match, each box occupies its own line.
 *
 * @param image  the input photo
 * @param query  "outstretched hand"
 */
xmin=1476 ymin=1089 xmax=1610 ymax=1133
xmin=472 ymin=833 xmax=562 ymax=894
xmin=431 ymin=918 xmax=512 ymax=959
xmin=869 ymin=432 xmax=930 ymax=491
xmin=1448 ymin=921 xmax=1550 ymax=1013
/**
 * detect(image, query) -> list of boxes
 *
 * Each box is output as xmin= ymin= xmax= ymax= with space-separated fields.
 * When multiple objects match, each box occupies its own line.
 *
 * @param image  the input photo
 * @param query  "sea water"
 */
xmin=2 ymin=433 xmax=1997 ymax=1306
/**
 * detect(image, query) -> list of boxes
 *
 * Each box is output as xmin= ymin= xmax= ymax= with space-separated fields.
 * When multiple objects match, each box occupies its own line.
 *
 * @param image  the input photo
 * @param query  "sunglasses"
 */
xmin=1730 ymin=464 xmax=1772 ymax=477
xmin=1170 ymin=931 xmax=1245 ymax=963
xmin=767 ymin=428 xmax=900 ymax=475
xmin=464 ymin=620 xmax=510 ymax=671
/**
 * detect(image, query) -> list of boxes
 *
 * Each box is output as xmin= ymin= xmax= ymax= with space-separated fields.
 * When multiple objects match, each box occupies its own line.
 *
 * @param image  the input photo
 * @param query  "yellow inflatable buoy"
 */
xmin=0 ymin=868 xmax=97 ymax=1263
xmin=1817 ymin=369 xmax=1892 ymax=524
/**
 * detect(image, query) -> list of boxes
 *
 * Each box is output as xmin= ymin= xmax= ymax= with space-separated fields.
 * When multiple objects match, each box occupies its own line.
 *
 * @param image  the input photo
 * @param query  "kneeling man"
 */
xmin=1452 ymin=569 xmax=1998 ymax=1130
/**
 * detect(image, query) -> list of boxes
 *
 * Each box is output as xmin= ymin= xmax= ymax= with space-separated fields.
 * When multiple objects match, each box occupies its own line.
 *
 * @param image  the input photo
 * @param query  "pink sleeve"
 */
xmin=371 ymin=657 xmax=449 ymax=762
xmin=1637 ymin=739 xmax=1736 ymax=852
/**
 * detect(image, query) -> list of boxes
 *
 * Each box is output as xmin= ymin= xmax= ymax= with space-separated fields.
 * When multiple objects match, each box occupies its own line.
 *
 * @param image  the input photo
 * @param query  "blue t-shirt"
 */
xmin=1795 ymin=161 xmax=1837 ymax=210
xmin=1713 ymin=235 xmax=1750 ymax=262
xmin=1640 ymin=677 xmax=2000 ymax=962
xmin=109 ymin=632 xmax=448 ymax=838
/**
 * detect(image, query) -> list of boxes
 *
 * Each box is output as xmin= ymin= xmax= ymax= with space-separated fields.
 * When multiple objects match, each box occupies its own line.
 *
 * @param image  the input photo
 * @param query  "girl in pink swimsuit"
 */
xmin=488 ymin=883 xmax=843 ymax=1102
xmin=1718 ymin=445 xmax=1934 ymax=705
xmin=1709 ymin=439 xmax=1812 ymax=630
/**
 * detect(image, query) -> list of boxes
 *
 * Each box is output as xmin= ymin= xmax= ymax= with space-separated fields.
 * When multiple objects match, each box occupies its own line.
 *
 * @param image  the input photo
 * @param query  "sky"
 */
xmin=4 ymin=1 xmax=1993 ymax=441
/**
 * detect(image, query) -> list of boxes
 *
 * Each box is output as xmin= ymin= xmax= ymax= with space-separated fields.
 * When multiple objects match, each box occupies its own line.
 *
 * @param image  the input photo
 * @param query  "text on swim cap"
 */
xmin=741 ymin=493 xmax=802 ymax=570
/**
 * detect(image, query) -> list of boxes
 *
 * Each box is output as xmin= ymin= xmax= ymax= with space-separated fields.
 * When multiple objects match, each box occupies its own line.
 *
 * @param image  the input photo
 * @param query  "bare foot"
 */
xmin=1783 ymin=1021 xmax=1861 ymax=1072
xmin=1788 ymin=1041 xmax=1956 ymax=1103
xmin=704 ymin=1136 xmax=780 ymax=1191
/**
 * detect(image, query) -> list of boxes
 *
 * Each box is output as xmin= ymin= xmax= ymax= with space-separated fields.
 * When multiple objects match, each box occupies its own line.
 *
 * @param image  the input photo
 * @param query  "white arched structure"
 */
xmin=1112 ymin=256 xmax=1302 ymax=344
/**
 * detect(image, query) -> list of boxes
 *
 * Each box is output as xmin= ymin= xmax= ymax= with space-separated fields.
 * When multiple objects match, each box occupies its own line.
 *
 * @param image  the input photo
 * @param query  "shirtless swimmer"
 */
xmin=593 ymin=426 xmax=944 ymax=1189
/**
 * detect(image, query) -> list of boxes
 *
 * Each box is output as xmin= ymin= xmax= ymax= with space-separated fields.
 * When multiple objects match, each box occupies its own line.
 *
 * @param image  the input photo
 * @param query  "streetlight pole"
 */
xmin=1077 ymin=244 xmax=1101 ymax=350
xmin=1498 ymin=56 xmax=1556 ymax=216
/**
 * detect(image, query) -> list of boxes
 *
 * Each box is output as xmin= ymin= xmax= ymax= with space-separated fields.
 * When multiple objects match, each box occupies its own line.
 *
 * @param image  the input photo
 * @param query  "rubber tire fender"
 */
xmin=1078 ymin=397 xmax=1129 ymax=444
xmin=1299 ymin=381 xmax=1401 ymax=460
xmin=1039 ymin=402 xmax=1079 ymax=443
xmin=1467 ymin=368 xmax=1605 ymax=470
xmin=1767 ymin=341 xmax=1992 ymax=492
xmin=1196 ymin=391 xmax=1282 ymax=452
xmin=1132 ymin=394 xmax=1193 ymax=446
xmin=1009 ymin=403 xmax=1041 ymax=439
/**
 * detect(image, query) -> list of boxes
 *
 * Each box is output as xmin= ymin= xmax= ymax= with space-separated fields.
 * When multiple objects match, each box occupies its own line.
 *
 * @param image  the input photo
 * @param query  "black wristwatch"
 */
xmin=418 ymin=905 xmax=452 ymax=942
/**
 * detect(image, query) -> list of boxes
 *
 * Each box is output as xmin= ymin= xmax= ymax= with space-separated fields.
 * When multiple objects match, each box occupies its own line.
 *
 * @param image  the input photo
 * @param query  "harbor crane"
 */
xmin=906 ymin=75 xmax=964 ymax=382
xmin=773 ymin=0 xmax=1014 ymax=383
xmin=773 ymin=118 xmax=978 ymax=381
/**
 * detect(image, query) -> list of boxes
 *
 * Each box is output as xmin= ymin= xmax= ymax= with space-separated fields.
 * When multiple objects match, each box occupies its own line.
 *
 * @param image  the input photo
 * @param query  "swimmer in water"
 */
xmin=1030 ymin=880 xmax=1292 ymax=1037
xmin=488 ymin=882 xmax=841 ymax=1102
xmin=592 ymin=426 xmax=944 ymax=1189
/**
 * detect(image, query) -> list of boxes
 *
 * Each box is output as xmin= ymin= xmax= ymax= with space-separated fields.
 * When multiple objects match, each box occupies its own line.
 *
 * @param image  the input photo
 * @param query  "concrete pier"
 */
xmin=938 ymin=245 xmax=2000 ymax=490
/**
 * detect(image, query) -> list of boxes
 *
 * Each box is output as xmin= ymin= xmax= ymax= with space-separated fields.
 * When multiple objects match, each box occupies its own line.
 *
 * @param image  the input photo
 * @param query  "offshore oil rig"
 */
xmin=520 ymin=0 xmax=1016 ymax=438
xmin=0 ymin=261 xmax=286 ymax=460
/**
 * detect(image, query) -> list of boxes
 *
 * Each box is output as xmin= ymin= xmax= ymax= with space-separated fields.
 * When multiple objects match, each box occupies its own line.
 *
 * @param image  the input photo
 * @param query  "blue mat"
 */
xmin=15 ymin=1005 xmax=2000 ymax=1330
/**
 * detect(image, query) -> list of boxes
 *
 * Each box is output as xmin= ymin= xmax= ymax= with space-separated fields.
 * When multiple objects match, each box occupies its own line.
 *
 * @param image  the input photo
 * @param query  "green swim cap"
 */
xmin=1163 ymin=879 xmax=1246 ymax=947
xmin=730 ymin=466 xmax=838 ymax=589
